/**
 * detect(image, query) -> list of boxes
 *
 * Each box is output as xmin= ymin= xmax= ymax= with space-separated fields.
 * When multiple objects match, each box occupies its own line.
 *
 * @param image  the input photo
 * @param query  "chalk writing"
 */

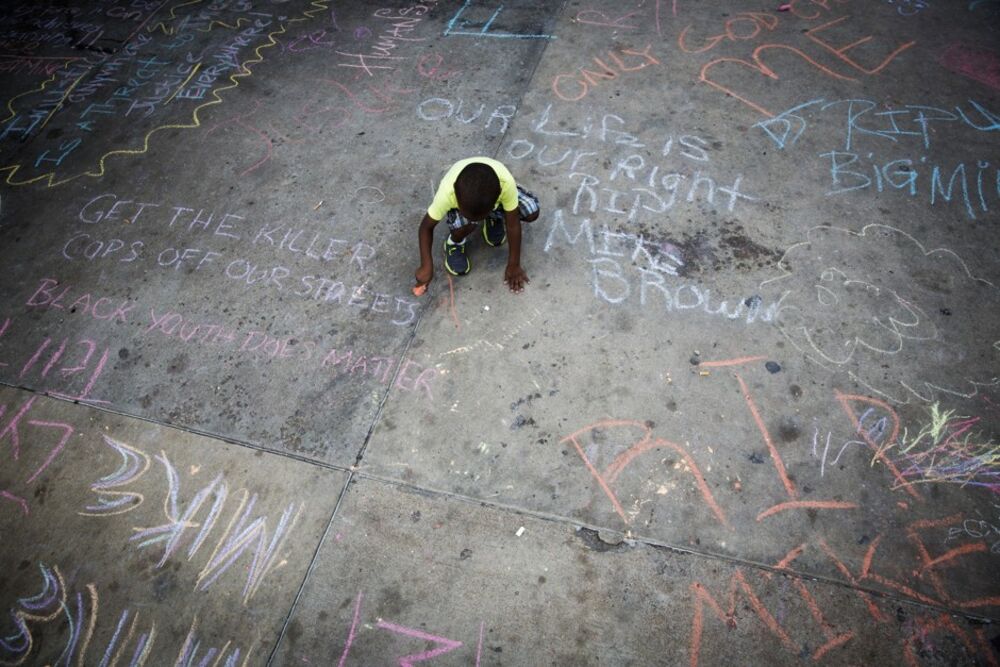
xmin=80 ymin=439 xmax=305 ymax=603
xmin=0 ymin=55 xmax=83 ymax=78
xmin=0 ymin=313 xmax=110 ymax=403
xmin=335 ymin=2 xmax=440 ymax=75
xmin=681 ymin=4 xmax=916 ymax=117
xmin=551 ymin=45 xmax=658 ymax=102
xmin=0 ymin=563 xmax=258 ymax=664
xmin=763 ymin=224 xmax=1000 ymax=403
xmin=689 ymin=540 xmax=997 ymax=665
xmin=556 ymin=366 xmax=999 ymax=664
xmin=334 ymin=590 xmax=485 ymax=665
xmin=0 ymin=1 xmax=330 ymax=186
xmin=544 ymin=209 xmax=783 ymax=323
xmin=755 ymin=98 xmax=1000 ymax=152
xmin=754 ymin=97 xmax=1000 ymax=218
xmin=417 ymin=97 xmax=517 ymax=135
xmin=506 ymin=105 xmax=759 ymax=230
xmin=945 ymin=504 xmax=1000 ymax=555
xmin=574 ymin=8 xmax=641 ymax=31
xmin=80 ymin=434 xmax=151 ymax=516
xmin=65 ymin=193 xmax=417 ymax=326
xmin=0 ymin=395 xmax=74 ymax=516
xmin=20 ymin=277 xmax=437 ymax=402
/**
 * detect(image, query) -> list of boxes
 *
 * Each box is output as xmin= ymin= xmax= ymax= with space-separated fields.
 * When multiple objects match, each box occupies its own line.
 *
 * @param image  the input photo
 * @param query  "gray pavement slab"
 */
xmin=274 ymin=477 xmax=996 ymax=665
xmin=0 ymin=0 xmax=999 ymax=665
xmin=0 ymin=386 xmax=345 ymax=665
xmin=362 ymin=0 xmax=1000 ymax=623
xmin=0 ymin=0 xmax=554 ymax=465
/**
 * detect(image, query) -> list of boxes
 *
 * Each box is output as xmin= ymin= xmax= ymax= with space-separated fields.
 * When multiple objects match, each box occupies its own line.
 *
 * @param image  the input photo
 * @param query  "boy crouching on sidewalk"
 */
xmin=414 ymin=157 xmax=539 ymax=294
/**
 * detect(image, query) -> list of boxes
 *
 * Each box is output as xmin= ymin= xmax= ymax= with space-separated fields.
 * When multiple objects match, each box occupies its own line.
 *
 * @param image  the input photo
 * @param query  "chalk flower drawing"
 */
xmin=763 ymin=224 xmax=1000 ymax=403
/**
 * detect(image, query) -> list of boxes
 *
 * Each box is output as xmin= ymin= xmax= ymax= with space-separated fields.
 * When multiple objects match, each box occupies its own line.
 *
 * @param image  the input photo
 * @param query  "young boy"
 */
xmin=414 ymin=157 xmax=539 ymax=293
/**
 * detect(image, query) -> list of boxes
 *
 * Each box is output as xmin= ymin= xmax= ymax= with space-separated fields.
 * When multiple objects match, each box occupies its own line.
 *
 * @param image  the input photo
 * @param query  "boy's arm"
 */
xmin=503 ymin=208 xmax=528 ymax=292
xmin=416 ymin=213 xmax=438 ymax=287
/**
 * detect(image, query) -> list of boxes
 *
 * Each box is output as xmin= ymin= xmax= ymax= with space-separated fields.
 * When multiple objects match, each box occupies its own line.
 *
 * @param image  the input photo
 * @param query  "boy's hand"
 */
xmin=415 ymin=264 xmax=433 ymax=291
xmin=504 ymin=265 xmax=529 ymax=293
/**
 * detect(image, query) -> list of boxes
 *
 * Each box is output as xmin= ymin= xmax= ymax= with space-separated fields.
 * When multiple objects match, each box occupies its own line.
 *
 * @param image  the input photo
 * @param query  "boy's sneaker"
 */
xmin=483 ymin=212 xmax=506 ymax=247
xmin=443 ymin=238 xmax=470 ymax=275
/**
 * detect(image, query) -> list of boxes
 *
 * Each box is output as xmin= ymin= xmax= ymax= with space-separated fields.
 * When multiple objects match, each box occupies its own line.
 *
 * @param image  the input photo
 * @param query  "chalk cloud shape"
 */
xmin=763 ymin=224 xmax=1000 ymax=403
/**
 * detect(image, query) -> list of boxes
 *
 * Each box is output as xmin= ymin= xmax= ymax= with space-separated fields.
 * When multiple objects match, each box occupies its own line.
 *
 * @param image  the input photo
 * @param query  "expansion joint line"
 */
xmin=487 ymin=0 xmax=567 ymax=159
xmin=350 ymin=470 xmax=1000 ymax=626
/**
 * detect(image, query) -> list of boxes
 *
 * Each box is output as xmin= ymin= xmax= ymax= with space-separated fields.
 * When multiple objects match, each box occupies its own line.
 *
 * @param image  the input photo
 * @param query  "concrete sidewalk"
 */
xmin=0 ymin=1 xmax=998 ymax=664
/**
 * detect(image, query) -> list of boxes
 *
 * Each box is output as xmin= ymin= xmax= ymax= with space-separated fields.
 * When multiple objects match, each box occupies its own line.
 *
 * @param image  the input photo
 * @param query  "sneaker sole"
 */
xmin=443 ymin=241 xmax=471 ymax=275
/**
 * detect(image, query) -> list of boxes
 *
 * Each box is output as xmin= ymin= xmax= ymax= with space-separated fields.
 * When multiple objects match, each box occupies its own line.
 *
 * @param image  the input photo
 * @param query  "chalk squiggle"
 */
xmin=0 ymin=0 xmax=331 ymax=187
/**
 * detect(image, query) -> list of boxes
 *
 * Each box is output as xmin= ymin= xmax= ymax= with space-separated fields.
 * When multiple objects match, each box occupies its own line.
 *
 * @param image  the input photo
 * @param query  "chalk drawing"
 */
xmin=445 ymin=0 xmax=555 ymax=40
xmin=859 ymin=402 xmax=1000 ymax=493
xmin=80 ymin=434 xmax=152 ymax=516
xmin=763 ymin=224 xmax=1000 ymax=404
xmin=0 ymin=395 xmax=75 ymax=516
xmin=560 ymin=419 xmax=730 ymax=528
xmin=334 ymin=3 xmax=438 ymax=75
xmin=945 ymin=503 xmax=1000 ymax=554
xmin=689 ymin=536 xmax=998 ymax=666
xmin=353 ymin=186 xmax=385 ymax=204
xmin=939 ymin=44 xmax=1000 ymax=92
xmin=0 ymin=562 xmax=257 ymax=665
xmin=0 ymin=1 xmax=331 ymax=186
xmin=754 ymin=97 xmax=1000 ymax=152
xmin=75 ymin=439 xmax=304 ymax=604
xmin=334 ymin=590 xmax=483 ymax=665
xmin=885 ymin=0 xmax=930 ymax=15
xmin=685 ymin=10 xmax=915 ymax=118
xmin=375 ymin=621 xmax=463 ymax=665
xmin=551 ymin=45 xmax=658 ymax=102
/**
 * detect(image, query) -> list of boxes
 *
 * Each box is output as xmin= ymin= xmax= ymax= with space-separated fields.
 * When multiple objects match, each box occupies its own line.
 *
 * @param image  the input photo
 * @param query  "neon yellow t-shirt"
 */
xmin=426 ymin=157 xmax=518 ymax=221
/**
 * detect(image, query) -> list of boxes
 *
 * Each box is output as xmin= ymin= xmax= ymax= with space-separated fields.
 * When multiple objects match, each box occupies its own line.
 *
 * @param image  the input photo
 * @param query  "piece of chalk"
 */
xmin=412 ymin=284 xmax=427 ymax=296
xmin=515 ymin=526 xmax=525 ymax=537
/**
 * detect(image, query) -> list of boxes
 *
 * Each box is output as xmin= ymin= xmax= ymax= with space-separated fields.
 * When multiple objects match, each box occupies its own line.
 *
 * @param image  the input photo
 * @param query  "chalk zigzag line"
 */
xmin=0 ymin=72 xmax=61 ymax=130
xmin=151 ymin=0 xmax=286 ymax=36
xmin=147 ymin=0 xmax=208 ymax=35
xmin=0 ymin=0 xmax=330 ymax=187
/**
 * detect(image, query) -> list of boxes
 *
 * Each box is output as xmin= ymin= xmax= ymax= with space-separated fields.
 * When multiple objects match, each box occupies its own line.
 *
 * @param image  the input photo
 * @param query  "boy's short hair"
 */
xmin=454 ymin=162 xmax=500 ymax=220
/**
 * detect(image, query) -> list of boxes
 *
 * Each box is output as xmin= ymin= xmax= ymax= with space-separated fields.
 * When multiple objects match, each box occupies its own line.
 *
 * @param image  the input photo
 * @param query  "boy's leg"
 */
xmin=443 ymin=209 xmax=474 ymax=275
xmin=483 ymin=186 xmax=540 ymax=246
xmin=517 ymin=185 xmax=540 ymax=222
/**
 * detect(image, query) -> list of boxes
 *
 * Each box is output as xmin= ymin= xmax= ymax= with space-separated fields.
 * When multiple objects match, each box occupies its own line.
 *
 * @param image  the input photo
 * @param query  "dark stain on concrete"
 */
xmin=286 ymin=618 xmax=303 ymax=644
xmin=778 ymin=418 xmax=801 ymax=442
xmin=166 ymin=354 xmax=188 ymax=374
xmin=576 ymin=527 xmax=629 ymax=553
